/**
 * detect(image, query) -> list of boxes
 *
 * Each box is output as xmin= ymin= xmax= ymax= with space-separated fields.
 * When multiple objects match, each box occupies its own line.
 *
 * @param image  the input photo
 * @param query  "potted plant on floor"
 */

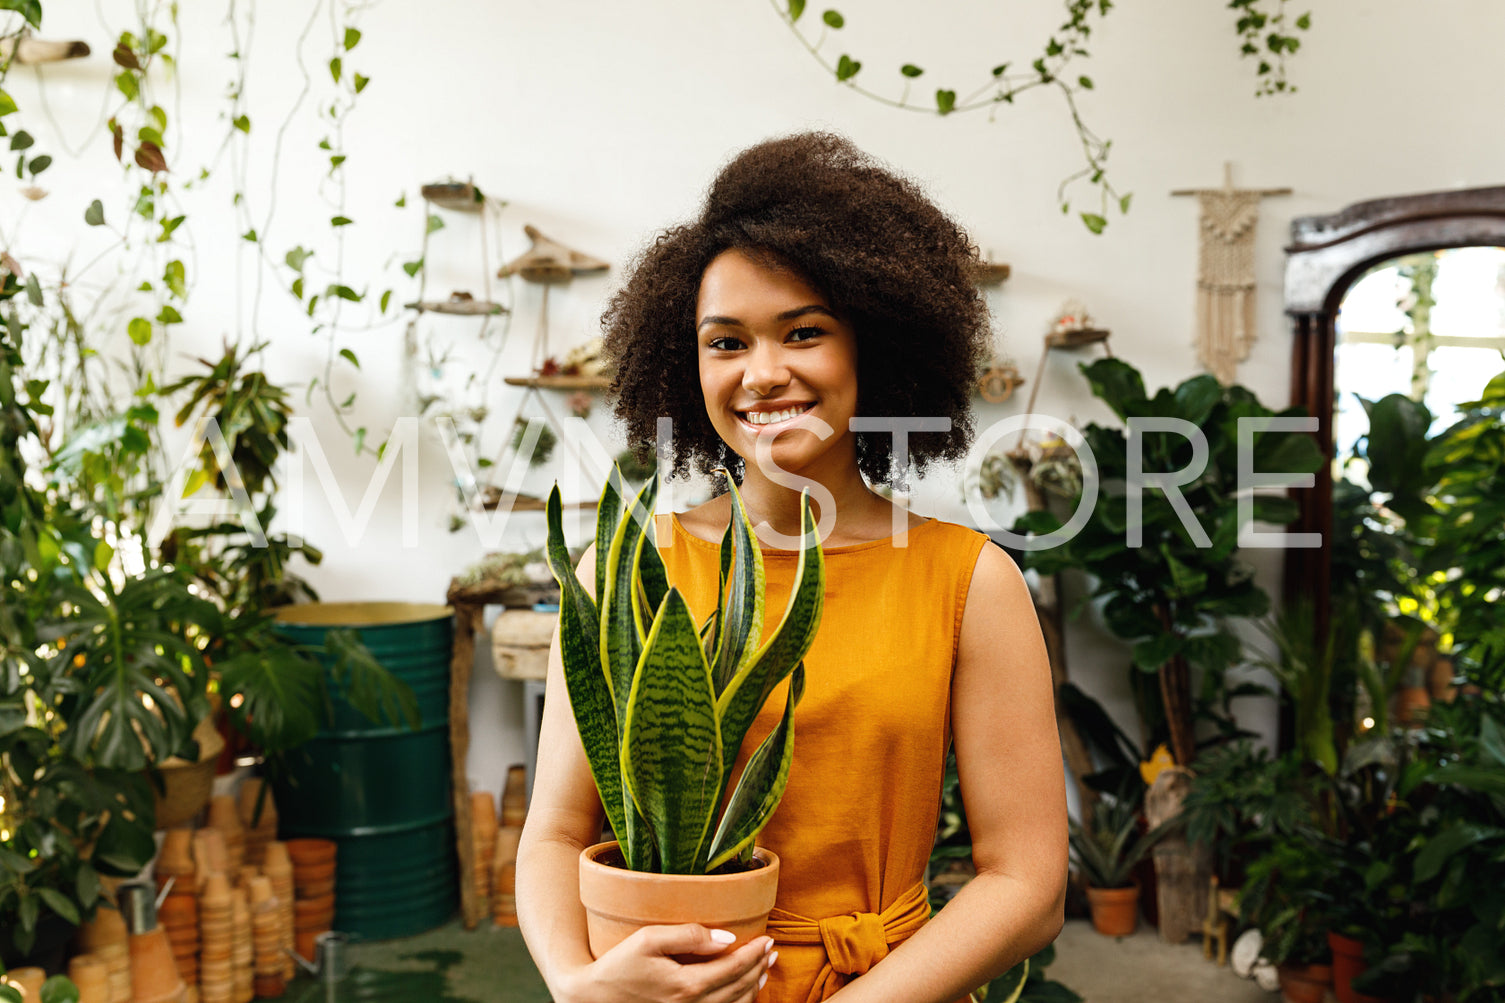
xmin=1068 ymin=791 xmax=1169 ymax=937
xmin=544 ymin=469 xmax=824 ymax=955
xmin=1238 ymin=830 xmax=1338 ymax=1003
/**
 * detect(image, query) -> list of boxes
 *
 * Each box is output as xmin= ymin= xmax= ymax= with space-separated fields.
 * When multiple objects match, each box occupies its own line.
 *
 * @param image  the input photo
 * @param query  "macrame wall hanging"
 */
xmin=1172 ymin=165 xmax=1290 ymax=384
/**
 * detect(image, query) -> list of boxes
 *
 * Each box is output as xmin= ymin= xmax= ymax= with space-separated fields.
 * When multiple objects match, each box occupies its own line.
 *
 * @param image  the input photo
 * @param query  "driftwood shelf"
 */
xmin=406 ymin=299 xmax=507 ymax=316
xmin=970 ymin=260 xmax=1012 ymax=286
xmin=421 ymin=182 xmax=484 ymax=212
xmin=503 ymin=374 xmax=612 ymax=391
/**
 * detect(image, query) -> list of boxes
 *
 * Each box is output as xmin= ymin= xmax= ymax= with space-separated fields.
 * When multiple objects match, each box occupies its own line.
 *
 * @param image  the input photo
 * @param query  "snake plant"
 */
xmin=545 ymin=469 xmax=824 ymax=874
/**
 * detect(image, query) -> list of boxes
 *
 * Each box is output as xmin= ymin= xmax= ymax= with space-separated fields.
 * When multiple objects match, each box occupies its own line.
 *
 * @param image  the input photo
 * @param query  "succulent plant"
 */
xmin=545 ymin=469 xmax=824 ymax=874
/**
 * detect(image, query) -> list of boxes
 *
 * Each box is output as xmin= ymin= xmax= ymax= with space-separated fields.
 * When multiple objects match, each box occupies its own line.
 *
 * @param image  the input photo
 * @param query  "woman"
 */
xmin=516 ymin=132 xmax=1066 ymax=1003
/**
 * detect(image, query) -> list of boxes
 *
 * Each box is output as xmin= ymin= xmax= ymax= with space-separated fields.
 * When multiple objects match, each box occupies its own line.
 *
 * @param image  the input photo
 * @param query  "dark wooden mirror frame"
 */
xmin=1283 ymin=185 xmax=1505 ymax=616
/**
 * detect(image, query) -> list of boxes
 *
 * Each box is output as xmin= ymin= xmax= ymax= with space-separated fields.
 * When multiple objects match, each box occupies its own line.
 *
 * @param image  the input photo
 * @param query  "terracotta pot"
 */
xmin=129 ymin=929 xmax=188 ymax=1002
xmin=1330 ymin=931 xmax=1389 ymax=1003
xmin=292 ymin=860 xmax=336 ymax=886
xmin=1278 ymin=961 xmax=1334 ymax=1003
xmin=578 ymin=841 xmax=779 ymax=959
xmin=296 ymin=877 xmax=336 ymax=899
xmin=284 ymin=838 xmax=336 ymax=866
xmin=3 ymin=968 xmax=45 ymax=1003
xmin=1085 ymin=883 xmax=1140 ymax=937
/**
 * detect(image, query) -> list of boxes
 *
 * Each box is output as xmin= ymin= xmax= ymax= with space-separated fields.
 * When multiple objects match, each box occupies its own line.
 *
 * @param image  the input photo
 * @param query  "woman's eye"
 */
xmin=788 ymin=326 xmax=823 ymax=343
xmin=707 ymin=336 xmax=743 ymax=351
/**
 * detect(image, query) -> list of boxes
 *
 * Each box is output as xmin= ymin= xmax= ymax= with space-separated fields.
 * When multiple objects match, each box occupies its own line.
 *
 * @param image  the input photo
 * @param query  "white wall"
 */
xmin=11 ymin=0 xmax=1505 ymax=802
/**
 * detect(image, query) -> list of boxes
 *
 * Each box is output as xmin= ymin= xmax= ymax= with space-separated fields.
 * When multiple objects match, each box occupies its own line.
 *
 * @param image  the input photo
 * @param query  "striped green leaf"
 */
xmin=621 ymin=589 xmax=723 ymax=874
xmin=716 ymin=492 xmax=824 ymax=774
xmin=711 ymin=475 xmax=764 ymax=693
xmin=705 ymin=663 xmax=806 ymax=871
xmin=594 ymin=467 xmax=626 ymax=607
xmin=543 ymin=486 xmax=626 ymax=839
xmin=601 ymin=484 xmax=648 ymax=727
xmin=629 ymin=478 xmax=668 ymax=643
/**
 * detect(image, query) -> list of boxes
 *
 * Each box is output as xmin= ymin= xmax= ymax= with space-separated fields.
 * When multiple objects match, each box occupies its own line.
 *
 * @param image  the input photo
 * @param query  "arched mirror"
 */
xmin=1283 ymin=186 xmax=1505 ymax=615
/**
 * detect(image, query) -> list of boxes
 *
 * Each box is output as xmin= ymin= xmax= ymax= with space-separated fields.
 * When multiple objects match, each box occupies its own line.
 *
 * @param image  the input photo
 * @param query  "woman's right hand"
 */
xmin=556 ymin=925 xmax=776 ymax=1003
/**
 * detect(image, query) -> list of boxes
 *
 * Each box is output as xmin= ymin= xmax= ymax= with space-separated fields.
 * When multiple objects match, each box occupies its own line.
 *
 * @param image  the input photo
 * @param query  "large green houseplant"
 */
xmin=1012 ymin=358 xmax=1324 ymax=766
xmin=544 ymin=469 xmax=823 ymax=951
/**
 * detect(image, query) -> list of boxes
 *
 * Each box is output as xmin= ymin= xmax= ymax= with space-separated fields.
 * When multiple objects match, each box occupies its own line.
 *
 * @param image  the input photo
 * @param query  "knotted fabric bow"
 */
xmin=765 ymin=881 xmax=931 ymax=1002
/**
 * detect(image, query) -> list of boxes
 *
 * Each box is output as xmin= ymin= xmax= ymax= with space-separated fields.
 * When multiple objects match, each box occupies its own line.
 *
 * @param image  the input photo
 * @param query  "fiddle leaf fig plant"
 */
xmin=545 ymin=469 xmax=824 ymax=875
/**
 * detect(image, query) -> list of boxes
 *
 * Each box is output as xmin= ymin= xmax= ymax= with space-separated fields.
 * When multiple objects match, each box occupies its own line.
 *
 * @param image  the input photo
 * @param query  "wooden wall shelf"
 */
xmin=503 ymin=374 xmax=611 ymax=390
xmin=407 ymin=299 xmax=507 ymax=316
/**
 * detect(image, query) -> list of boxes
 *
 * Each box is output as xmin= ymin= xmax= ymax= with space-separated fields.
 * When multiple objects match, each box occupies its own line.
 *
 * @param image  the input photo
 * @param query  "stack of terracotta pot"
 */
xmin=236 ymin=781 xmax=278 ymax=870
xmin=230 ymin=887 xmax=253 ymax=1003
xmin=197 ymin=873 xmax=235 ymax=1003
xmin=158 ymin=890 xmax=200 ymax=990
xmin=500 ymin=765 xmax=528 ymax=828
xmin=492 ymin=764 xmax=527 ymax=927
xmin=208 ymin=796 xmax=247 ymax=875
xmin=193 ymin=829 xmax=229 ymax=883
xmin=286 ymin=839 xmax=336 ymax=961
xmin=491 ymin=823 xmax=522 ymax=927
xmin=75 ymin=904 xmax=133 ymax=1002
xmin=156 ymin=829 xmax=196 ymax=897
xmin=247 ymin=876 xmax=285 ymax=998
xmin=471 ymin=791 xmax=498 ymax=910
xmin=67 ymin=955 xmax=111 ymax=1003
xmin=261 ymin=843 xmax=296 ymax=979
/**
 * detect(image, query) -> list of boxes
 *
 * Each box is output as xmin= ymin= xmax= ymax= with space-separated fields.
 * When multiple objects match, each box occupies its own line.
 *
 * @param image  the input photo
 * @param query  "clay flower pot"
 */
xmin=1085 ymin=883 xmax=1140 ymax=937
xmin=578 ymin=841 xmax=779 ymax=958
xmin=1278 ymin=961 xmax=1334 ymax=1003
xmin=284 ymin=838 xmax=336 ymax=866
xmin=1329 ymin=931 xmax=1388 ymax=1003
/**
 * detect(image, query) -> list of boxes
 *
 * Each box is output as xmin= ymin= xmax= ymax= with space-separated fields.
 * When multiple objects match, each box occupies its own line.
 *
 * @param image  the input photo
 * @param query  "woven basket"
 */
xmin=153 ymin=717 xmax=225 ymax=829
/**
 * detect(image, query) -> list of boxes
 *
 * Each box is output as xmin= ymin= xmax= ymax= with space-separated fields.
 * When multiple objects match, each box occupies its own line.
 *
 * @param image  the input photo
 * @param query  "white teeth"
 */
xmin=744 ymin=405 xmax=809 ymax=426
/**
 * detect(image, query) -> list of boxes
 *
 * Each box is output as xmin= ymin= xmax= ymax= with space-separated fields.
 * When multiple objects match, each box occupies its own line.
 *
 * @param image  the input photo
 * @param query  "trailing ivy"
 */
xmin=772 ymin=0 xmax=1311 ymax=233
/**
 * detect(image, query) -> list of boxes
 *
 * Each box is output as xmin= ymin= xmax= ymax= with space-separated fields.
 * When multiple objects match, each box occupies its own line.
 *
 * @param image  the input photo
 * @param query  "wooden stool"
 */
xmin=1201 ymin=875 xmax=1231 ymax=965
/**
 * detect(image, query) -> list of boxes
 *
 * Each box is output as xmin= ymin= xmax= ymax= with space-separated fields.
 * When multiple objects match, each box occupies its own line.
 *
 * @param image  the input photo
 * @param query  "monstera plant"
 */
xmin=544 ymin=469 xmax=824 ymax=875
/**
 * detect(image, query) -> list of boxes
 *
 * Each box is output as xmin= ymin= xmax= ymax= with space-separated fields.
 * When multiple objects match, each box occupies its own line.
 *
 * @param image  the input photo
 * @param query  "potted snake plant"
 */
xmin=544 ymin=469 xmax=824 ymax=956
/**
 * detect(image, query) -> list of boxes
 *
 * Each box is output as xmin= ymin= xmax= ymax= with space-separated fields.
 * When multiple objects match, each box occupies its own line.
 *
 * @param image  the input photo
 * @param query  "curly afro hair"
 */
xmin=602 ymin=131 xmax=990 ymax=486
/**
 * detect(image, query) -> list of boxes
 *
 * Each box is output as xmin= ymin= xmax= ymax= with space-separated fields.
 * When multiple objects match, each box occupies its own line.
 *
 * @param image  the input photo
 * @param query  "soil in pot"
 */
xmin=1278 ymin=961 xmax=1334 ymax=1003
xmin=578 ymin=840 xmax=779 ymax=959
xmin=1085 ymin=884 xmax=1140 ymax=937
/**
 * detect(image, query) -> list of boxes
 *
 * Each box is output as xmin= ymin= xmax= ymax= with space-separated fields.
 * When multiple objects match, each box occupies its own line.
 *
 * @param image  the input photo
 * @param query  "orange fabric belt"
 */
xmin=765 ymin=882 xmax=931 ymax=1002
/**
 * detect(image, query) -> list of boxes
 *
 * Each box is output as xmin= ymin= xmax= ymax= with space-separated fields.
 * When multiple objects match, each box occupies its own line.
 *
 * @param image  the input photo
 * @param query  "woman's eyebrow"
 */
xmin=696 ymin=305 xmax=836 ymax=331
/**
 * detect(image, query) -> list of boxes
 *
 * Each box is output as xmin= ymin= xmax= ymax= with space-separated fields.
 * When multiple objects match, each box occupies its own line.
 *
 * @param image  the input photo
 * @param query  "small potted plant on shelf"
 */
xmin=544 ymin=469 xmax=823 ymax=955
xmin=1068 ymin=791 xmax=1169 ymax=937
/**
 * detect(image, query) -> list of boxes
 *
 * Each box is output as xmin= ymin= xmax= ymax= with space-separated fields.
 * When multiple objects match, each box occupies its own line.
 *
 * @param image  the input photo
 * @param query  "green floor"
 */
xmin=282 ymin=921 xmax=551 ymax=1003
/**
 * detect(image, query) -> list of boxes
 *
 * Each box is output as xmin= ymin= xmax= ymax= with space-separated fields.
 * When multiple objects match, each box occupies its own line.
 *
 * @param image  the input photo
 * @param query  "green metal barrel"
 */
xmin=271 ymin=602 xmax=457 ymax=940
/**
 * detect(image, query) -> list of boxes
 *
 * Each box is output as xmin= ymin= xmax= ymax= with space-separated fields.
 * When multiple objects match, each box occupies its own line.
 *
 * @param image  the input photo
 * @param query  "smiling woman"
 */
xmin=516 ymin=132 xmax=1066 ymax=1003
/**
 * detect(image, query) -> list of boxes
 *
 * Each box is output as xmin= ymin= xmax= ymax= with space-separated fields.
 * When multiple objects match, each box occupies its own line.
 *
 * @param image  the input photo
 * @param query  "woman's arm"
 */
xmin=515 ymin=544 xmax=777 ymax=1003
xmin=832 ymin=542 xmax=1068 ymax=1003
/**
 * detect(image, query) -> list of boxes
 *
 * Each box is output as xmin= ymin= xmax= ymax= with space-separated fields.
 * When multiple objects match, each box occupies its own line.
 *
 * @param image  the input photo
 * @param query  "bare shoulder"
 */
xmin=959 ymin=542 xmax=1040 ymax=643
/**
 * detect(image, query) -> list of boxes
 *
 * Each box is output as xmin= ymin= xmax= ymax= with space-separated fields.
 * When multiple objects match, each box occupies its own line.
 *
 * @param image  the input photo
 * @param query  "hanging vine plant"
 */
xmin=771 ymin=0 xmax=1312 ymax=233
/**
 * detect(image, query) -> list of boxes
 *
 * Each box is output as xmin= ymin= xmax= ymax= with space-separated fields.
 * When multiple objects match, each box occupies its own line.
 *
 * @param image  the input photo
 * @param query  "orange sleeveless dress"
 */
xmin=659 ymin=513 xmax=989 ymax=1003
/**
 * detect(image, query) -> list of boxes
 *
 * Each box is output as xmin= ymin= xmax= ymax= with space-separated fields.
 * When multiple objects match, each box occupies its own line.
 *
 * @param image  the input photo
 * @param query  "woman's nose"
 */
xmin=742 ymin=342 xmax=790 ymax=396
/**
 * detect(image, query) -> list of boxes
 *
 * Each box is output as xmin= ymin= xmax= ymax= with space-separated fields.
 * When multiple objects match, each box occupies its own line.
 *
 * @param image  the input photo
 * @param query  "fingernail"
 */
xmin=758 ymin=972 xmax=768 ymax=990
xmin=768 ymin=950 xmax=779 ymax=968
xmin=710 ymin=929 xmax=737 ymax=945
xmin=762 ymin=937 xmax=775 ymax=954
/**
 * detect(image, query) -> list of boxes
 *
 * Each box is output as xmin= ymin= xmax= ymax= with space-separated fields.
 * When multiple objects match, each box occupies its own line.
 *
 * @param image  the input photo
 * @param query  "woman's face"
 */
xmin=695 ymin=248 xmax=860 ymax=482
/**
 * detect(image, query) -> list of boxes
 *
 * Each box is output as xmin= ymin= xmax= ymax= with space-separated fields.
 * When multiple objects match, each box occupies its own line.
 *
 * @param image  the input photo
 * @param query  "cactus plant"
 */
xmin=544 ymin=469 xmax=824 ymax=874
